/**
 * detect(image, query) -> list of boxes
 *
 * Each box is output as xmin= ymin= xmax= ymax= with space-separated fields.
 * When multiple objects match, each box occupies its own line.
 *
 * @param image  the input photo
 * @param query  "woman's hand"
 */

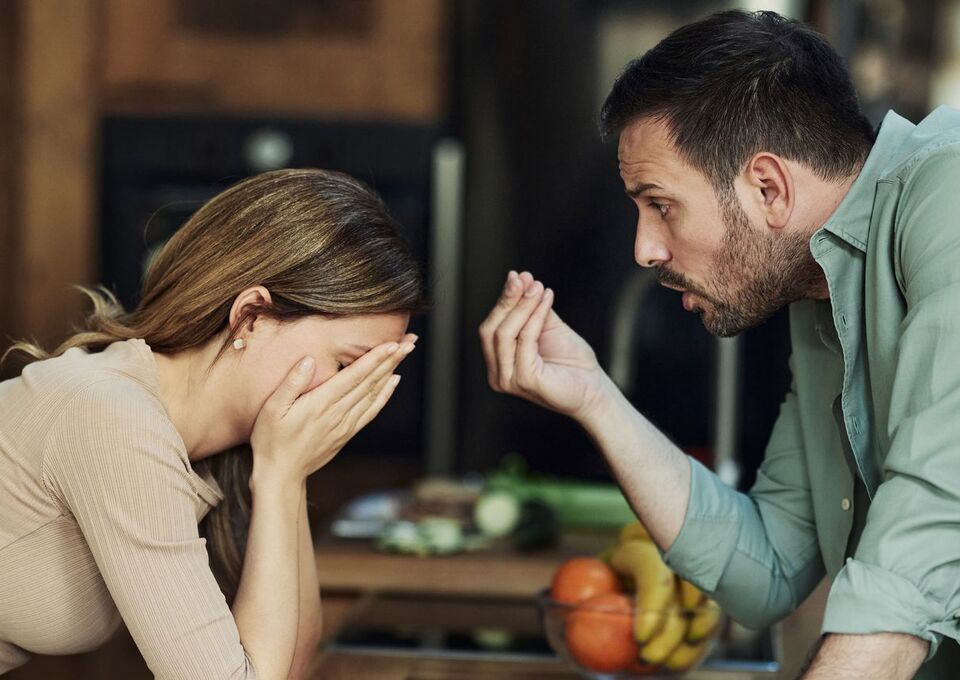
xmin=249 ymin=334 xmax=417 ymax=487
xmin=479 ymin=271 xmax=611 ymax=422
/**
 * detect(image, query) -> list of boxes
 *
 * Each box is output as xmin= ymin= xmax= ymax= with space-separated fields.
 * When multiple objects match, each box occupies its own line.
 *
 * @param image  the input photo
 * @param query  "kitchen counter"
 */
xmin=309 ymin=650 xmax=779 ymax=680
xmin=311 ymin=532 xmax=783 ymax=680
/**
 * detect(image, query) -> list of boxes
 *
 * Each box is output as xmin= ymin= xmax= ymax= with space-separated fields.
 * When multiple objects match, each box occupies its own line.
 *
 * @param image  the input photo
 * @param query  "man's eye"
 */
xmin=649 ymin=201 xmax=669 ymax=218
xmin=336 ymin=362 xmax=346 ymax=371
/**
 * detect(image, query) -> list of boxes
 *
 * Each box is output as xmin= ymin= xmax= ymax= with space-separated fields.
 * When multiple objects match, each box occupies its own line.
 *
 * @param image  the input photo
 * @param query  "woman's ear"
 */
xmin=228 ymin=286 xmax=273 ymax=334
xmin=743 ymin=152 xmax=794 ymax=230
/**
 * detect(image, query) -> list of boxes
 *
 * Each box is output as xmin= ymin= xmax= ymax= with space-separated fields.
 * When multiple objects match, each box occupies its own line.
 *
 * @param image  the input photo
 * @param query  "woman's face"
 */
xmin=234 ymin=311 xmax=412 ymax=432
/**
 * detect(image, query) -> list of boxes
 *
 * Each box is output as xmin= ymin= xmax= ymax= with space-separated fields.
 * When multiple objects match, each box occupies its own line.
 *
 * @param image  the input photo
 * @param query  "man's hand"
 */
xmin=479 ymin=270 xmax=611 ymax=421
xmin=801 ymin=633 xmax=927 ymax=679
xmin=479 ymin=269 xmax=692 ymax=550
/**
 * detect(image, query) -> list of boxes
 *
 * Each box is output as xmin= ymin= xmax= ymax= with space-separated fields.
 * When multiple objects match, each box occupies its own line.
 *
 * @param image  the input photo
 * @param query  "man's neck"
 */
xmin=802 ymin=163 xmax=865 ymax=300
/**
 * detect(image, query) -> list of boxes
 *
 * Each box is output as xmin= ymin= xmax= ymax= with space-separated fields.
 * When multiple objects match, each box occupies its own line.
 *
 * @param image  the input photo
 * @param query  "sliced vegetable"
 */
xmin=474 ymin=490 xmax=522 ymax=537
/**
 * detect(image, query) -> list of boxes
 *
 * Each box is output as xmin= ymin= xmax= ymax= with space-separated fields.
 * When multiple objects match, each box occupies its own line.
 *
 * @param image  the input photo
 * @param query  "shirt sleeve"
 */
xmin=42 ymin=379 xmax=259 ymax=680
xmin=821 ymin=149 xmax=960 ymax=659
xmin=662 ymin=372 xmax=825 ymax=629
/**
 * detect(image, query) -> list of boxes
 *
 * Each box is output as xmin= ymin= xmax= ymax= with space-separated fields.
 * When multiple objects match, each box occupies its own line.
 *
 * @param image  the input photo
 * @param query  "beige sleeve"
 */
xmin=42 ymin=379 xmax=258 ymax=680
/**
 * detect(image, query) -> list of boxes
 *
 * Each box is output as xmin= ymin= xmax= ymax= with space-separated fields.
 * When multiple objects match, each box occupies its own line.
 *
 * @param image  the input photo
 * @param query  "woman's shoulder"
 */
xmin=19 ymin=339 xmax=157 ymax=396
xmin=40 ymin=344 xmax=193 ymax=484
xmin=17 ymin=339 xmax=178 ymax=447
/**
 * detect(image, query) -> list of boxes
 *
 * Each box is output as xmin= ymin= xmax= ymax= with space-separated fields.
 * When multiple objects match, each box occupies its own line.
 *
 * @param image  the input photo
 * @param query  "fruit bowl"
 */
xmin=538 ymin=589 xmax=724 ymax=678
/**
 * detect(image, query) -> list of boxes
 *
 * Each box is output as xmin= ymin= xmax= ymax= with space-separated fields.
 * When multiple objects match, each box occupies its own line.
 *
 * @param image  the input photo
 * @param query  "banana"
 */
xmin=609 ymin=540 xmax=676 ymax=642
xmin=618 ymin=520 xmax=652 ymax=544
xmin=639 ymin=608 xmax=688 ymax=665
xmin=662 ymin=639 xmax=709 ymax=672
xmin=687 ymin=598 xmax=722 ymax=642
xmin=678 ymin=579 xmax=704 ymax=610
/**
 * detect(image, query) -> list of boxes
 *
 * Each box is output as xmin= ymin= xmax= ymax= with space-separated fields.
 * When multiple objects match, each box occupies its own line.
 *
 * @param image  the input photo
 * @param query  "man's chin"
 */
xmin=698 ymin=305 xmax=750 ymax=338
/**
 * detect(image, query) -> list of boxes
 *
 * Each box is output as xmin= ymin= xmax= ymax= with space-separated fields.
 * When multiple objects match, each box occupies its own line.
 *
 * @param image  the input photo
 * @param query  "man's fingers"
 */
xmin=516 ymin=287 xmax=554 ymax=389
xmin=494 ymin=279 xmax=546 ymax=389
xmin=480 ymin=270 xmax=524 ymax=386
xmin=267 ymin=356 xmax=316 ymax=414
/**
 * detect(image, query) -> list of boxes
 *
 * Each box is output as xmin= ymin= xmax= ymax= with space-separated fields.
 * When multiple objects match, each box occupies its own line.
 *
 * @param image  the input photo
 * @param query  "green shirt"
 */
xmin=662 ymin=107 xmax=960 ymax=677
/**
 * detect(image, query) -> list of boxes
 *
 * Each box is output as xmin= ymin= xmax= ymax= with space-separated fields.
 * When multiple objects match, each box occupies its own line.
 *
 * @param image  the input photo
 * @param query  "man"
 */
xmin=479 ymin=10 xmax=960 ymax=679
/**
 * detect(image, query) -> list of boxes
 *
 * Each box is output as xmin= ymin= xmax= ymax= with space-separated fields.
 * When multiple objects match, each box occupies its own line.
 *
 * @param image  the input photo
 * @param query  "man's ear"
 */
xmin=743 ymin=152 xmax=794 ymax=230
xmin=228 ymin=286 xmax=273 ymax=334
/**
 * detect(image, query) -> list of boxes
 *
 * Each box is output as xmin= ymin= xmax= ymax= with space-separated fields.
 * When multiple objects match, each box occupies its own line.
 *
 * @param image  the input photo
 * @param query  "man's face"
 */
xmin=618 ymin=117 xmax=816 ymax=336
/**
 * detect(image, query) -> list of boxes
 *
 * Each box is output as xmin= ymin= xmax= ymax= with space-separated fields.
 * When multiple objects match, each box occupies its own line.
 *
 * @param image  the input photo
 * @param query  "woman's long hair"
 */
xmin=3 ymin=168 xmax=428 ymax=602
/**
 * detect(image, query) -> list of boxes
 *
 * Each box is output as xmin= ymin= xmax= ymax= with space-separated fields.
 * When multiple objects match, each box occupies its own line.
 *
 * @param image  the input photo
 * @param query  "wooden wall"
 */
xmin=100 ymin=0 xmax=445 ymax=119
xmin=11 ymin=1 xmax=98 ymax=352
xmin=0 ymin=0 xmax=18 ymax=362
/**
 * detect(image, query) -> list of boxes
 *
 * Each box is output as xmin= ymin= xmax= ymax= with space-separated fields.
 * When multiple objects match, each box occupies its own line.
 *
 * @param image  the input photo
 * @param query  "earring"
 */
xmin=233 ymin=337 xmax=246 ymax=350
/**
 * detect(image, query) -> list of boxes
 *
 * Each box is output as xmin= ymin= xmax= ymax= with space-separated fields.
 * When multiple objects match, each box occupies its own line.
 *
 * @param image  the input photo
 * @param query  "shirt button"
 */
xmin=841 ymin=498 xmax=851 ymax=511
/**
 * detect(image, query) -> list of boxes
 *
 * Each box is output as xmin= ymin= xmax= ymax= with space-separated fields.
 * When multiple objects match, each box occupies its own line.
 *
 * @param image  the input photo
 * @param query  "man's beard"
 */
xmin=657 ymin=194 xmax=823 ymax=337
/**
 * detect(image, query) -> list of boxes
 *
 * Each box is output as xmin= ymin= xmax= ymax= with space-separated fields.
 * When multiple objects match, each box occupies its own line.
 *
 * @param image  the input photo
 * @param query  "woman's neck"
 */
xmin=151 ymin=340 xmax=245 ymax=461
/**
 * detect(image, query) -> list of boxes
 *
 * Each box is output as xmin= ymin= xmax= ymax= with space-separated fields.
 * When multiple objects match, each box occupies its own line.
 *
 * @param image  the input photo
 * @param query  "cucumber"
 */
xmin=512 ymin=499 xmax=559 ymax=551
xmin=474 ymin=490 xmax=522 ymax=537
xmin=484 ymin=454 xmax=636 ymax=529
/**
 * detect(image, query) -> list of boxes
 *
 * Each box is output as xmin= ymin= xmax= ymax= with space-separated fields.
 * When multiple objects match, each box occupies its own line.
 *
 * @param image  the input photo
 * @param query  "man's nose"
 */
xmin=634 ymin=220 xmax=670 ymax=268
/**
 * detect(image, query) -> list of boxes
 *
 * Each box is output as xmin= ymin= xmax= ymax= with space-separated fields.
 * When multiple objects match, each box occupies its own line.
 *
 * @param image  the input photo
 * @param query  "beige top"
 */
xmin=0 ymin=340 xmax=258 ymax=679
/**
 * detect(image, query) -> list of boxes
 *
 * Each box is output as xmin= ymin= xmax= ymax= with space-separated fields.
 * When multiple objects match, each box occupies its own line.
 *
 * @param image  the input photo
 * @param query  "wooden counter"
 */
xmin=314 ymin=531 xmax=614 ymax=598
xmin=310 ymin=534 xmax=780 ymax=680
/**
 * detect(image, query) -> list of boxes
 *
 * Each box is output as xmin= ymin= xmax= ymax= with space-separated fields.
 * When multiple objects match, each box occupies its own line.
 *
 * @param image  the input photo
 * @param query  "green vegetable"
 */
xmin=377 ymin=518 xmax=465 ymax=556
xmin=512 ymin=499 xmax=559 ymax=551
xmin=485 ymin=454 xmax=636 ymax=529
xmin=474 ymin=490 xmax=522 ymax=537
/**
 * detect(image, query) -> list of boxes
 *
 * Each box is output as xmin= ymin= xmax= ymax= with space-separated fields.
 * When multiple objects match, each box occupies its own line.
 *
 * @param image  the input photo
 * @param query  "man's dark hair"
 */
xmin=600 ymin=10 xmax=875 ymax=192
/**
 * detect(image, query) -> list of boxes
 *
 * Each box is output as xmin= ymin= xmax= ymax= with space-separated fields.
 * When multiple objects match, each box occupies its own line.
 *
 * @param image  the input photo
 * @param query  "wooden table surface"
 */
xmin=310 ymin=651 xmax=777 ymax=680
xmin=314 ymin=531 xmax=614 ymax=598
xmin=310 ymin=652 xmax=577 ymax=679
xmin=310 ymin=534 xmax=778 ymax=680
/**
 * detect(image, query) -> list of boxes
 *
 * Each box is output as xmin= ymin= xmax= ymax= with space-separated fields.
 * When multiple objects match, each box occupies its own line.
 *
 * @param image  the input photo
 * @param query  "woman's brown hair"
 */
xmin=3 ymin=168 xmax=427 ymax=602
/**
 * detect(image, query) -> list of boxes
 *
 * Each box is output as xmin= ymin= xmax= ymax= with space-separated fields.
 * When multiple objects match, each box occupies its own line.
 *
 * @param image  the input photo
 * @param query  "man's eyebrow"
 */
xmin=626 ymin=182 xmax=665 ymax=198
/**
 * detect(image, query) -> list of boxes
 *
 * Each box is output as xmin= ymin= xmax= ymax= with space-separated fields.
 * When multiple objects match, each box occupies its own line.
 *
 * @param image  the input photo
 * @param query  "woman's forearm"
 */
xmin=232 ymin=475 xmax=304 ymax=680
xmin=287 ymin=494 xmax=322 ymax=680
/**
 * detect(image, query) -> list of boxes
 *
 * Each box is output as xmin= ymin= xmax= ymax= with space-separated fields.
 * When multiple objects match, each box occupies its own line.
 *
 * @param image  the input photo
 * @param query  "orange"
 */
xmin=564 ymin=592 xmax=637 ymax=672
xmin=550 ymin=557 xmax=621 ymax=605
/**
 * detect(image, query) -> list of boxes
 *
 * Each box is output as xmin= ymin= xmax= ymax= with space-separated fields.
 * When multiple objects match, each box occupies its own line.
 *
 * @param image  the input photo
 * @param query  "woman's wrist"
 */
xmin=249 ymin=460 xmax=305 ymax=498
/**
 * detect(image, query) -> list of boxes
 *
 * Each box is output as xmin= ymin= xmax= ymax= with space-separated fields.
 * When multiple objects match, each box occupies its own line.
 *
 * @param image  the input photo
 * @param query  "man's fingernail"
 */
xmin=524 ymin=282 xmax=542 ymax=297
xmin=387 ymin=343 xmax=400 ymax=354
xmin=401 ymin=342 xmax=416 ymax=354
xmin=298 ymin=357 xmax=315 ymax=373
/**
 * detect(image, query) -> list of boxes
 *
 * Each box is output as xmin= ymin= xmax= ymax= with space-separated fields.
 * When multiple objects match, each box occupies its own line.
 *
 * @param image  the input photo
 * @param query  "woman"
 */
xmin=0 ymin=169 xmax=426 ymax=679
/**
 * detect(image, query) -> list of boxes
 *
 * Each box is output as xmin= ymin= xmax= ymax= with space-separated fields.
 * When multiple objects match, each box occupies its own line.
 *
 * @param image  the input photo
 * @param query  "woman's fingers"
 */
xmin=265 ymin=355 xmax=316 ymax=416
xmin=494 ymin=279 xmax=546 ymax=390
xmin=515 ymin=287 xmax=554 ymax=391
xmin=307 ymin=338 xmax=414 ymax=417
xmin=353 ymin=373 xmax=403 ymax=431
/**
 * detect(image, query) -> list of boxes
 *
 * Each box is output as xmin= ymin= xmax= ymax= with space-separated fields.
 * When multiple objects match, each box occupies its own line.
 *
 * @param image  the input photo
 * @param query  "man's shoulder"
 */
xmin=886 ymin=106 xmax=960 ymax=183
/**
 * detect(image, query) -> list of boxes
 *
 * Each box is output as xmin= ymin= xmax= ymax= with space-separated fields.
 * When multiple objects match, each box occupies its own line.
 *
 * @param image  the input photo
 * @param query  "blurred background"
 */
xmin=1 ymin=0 xmax=956 ymax=678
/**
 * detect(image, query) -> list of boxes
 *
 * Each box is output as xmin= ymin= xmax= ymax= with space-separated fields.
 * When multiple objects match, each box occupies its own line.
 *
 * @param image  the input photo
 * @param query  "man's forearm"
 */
xmin=801 ymin=633 xmax=927 ymax=680
xmin=576 ymin=375 xmax=692 ymax=550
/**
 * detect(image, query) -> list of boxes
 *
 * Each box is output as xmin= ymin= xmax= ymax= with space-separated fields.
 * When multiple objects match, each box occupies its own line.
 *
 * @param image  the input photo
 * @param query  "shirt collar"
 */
xmin=817 ymin=110 xmax=916 ymax=252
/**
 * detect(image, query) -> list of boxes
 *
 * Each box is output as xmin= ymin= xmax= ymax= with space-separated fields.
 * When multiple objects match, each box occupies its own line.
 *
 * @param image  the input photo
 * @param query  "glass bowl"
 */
xmin=537 ymin=589 xmax=724 ymax=679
